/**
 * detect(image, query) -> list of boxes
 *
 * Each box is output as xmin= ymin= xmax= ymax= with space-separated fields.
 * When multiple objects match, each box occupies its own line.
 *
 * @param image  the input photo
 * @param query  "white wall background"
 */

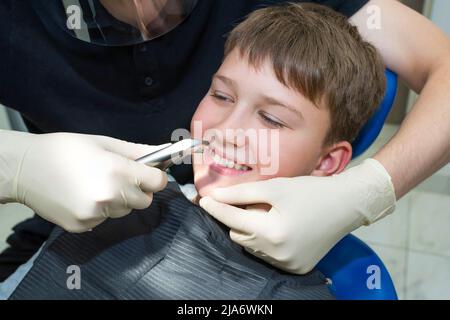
xmin=429 ymin=0 xmax=450 ymax=36
xmin=0 ymin=106 xmax=11 ymax=130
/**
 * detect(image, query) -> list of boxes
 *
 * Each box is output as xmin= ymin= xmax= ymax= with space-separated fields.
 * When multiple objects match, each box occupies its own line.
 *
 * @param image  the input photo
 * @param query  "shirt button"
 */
xmin=139 ymin=44 xmax=147 ymax=52
xmin=144 ymin=76 xmax=154 ymax=86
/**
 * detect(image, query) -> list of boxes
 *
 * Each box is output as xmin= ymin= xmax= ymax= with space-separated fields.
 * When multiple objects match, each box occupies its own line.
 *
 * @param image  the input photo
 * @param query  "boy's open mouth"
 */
xmin=204 ymin=147 xmax=253 ymax=176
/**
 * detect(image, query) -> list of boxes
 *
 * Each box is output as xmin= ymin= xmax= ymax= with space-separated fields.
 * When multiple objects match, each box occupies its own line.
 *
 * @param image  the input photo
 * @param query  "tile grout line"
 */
xmin=366 ymin=198 xmax=450 ymax=253
xmin=360 ymin=239 xmax=450 ymax=260
xmin=406 ymin=247 xmax=450 ymax=260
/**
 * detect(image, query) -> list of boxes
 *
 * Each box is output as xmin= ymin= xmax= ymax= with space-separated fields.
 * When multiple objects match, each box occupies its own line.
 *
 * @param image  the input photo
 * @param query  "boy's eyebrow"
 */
xmin=213 ymin=74 xmax=237 ymax=90
xmin=260 ymin=95 xmax=304 ymax=120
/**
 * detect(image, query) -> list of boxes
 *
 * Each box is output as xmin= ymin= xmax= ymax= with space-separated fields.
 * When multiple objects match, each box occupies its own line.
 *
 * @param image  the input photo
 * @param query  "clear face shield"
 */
xmin=41 ymin=0 xmax=198 ymax=46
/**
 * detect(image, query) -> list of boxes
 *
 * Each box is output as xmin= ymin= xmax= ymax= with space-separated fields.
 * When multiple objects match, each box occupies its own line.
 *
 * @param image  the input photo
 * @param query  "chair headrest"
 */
xmin=352 ymin=69 xmax=398 ymax=158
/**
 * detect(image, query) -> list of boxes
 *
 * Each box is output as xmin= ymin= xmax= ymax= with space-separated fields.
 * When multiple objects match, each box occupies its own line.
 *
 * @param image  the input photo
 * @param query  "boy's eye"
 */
xmin=210 ymin=91 xmax=234 ymax=103
xmin=258 ymin=111 xmax=285 ymax=128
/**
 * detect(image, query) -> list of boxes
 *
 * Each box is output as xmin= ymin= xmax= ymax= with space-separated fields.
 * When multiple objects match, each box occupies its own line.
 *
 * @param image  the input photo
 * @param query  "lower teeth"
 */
xmin=212 ymin=153 xmax=248 ymax=171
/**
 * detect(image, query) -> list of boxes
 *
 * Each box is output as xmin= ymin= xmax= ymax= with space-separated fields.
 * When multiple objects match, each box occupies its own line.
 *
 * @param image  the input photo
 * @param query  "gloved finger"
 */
xmin=231 ymin=230 xmax=273 ymax=262
xmin=103 ymin=203 xmax=133 ymax=219
xmin=127 ymin=160 xmax=168 ymax=193
xmin=229 ymin=229 xmax=255 ymax=246
xmin=62 ymin=216 xmax=107 ymax=234
xmin=209 ymin=179 xmax=281 ymax=205
xmin=199 ymin=197 xmax=265 ymax=235
xmin=97 ymin=135 xmax=171 ymax=160
xmin=120 ymin=186 xmax=154 ymax=211
xmin=243 ymin=246 xmax=286 ymax=271
xmin=36 ymin=206 xmax=101 ymax=233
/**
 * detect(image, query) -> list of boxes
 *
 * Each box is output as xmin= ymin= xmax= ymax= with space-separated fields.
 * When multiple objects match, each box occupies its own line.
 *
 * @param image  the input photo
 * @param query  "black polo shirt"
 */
xmin=0 ymin=0 xmax=369 ymax=280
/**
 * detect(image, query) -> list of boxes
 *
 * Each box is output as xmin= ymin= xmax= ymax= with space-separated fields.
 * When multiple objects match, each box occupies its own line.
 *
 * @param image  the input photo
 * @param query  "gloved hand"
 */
xmin=0 ymin=130 xmax=169 ymax=233
xmin=199 ymin=159 xmax=396 ymax=274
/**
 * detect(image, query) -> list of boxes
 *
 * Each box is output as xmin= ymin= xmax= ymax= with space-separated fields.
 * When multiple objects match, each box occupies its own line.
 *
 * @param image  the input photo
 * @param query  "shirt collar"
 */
xmin=168 ymin=174 xmax=199 ymax=203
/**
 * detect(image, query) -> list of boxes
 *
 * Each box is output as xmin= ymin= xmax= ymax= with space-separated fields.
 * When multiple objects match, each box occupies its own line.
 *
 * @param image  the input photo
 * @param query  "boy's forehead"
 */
xmin=219 ymin=50 xmax=282 ymax=88
xmin=218 ymin=49 xmax=323 ymax=111
xmin=221 ymin=49 xmax=266 ymax=73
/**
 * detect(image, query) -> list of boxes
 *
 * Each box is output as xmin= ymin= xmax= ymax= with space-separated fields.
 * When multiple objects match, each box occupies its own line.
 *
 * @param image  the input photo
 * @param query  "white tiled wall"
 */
xmin=406 ymin=251 xmax=450 ymax=299
xmin=0 ymin=105 xmax=11 ymax=130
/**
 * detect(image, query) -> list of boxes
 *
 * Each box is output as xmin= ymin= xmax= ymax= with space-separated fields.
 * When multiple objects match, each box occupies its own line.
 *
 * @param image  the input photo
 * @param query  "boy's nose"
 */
xmin=223 ymin=129 xmax=247 ymax=148
xmin=207 ymin=127 xmax=256 ymax=165
xmin=207 ymin=129 xmax=245 ymax=149
xmin=214 ymin=108 xmax=252 ymax=141
xmin=211 ymin=122 xmax=249 ymax=148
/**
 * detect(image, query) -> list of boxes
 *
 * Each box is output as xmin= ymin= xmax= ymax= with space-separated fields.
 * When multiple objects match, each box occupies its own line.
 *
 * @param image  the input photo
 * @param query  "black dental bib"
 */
xmin=10 ymin=183 xmax=334 ymax=300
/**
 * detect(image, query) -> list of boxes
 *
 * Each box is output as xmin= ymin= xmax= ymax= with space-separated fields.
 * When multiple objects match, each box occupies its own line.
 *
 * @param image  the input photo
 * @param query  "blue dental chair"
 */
xmin=316 ymin=69 xmax=398 ymax=300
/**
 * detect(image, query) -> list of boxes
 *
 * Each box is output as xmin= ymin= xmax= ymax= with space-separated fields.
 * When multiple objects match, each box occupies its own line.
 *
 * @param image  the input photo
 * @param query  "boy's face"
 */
xmin=191 ymin=49 xmax=341 ymax=197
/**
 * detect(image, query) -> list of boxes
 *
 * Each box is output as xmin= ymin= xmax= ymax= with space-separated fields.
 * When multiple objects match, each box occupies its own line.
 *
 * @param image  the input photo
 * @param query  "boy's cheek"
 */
xmin=190 ymin=114 xmax=214 ymax=140
xmin=190 ymin=98 xmax=215 ymax=133
xmin=190 ymin=115 xmax=201 ymax=137
xmin=277 ymin=150 xmax=319 ymax=177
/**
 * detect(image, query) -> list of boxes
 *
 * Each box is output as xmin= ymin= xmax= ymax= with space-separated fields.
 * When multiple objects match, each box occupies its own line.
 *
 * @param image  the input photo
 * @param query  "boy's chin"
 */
xmin=196 ymin=185 xmax=215 ymax=198
xmin=193 ymin=164 xmax=264 ymax=198
xmin=195 ymin=179 xmax=234 ymax=198
xmin=194 ymin=177 xmax=228 ymax=198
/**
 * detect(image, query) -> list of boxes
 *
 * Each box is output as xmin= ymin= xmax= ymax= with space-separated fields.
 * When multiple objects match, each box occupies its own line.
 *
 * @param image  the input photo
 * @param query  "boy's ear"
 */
xmin=311 ymin=141 xmax=352 ymax=176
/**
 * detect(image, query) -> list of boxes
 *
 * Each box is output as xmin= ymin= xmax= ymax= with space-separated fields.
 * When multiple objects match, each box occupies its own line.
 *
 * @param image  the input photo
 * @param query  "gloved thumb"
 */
xmin=199 ymin=196 xmax=269 ymax=235
xmin=209 ymin=179 xmax=277 ymax=205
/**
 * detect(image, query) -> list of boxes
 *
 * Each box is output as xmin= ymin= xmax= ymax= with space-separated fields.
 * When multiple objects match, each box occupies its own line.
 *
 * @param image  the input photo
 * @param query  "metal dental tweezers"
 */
xmin=135 ymin=138 xmax=208 ymax=171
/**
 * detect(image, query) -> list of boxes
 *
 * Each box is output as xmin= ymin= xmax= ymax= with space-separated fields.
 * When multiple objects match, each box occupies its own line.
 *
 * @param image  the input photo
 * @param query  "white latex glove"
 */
xmin=0 ymin=130 xmax=169 ymax=233
xmin=199 ymin=159 xmax=396 ymax=274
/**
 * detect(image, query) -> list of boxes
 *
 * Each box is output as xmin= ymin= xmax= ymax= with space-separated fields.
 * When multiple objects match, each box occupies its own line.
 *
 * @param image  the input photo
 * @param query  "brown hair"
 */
xmin=224 ymin=2 xmax=386 ymax=145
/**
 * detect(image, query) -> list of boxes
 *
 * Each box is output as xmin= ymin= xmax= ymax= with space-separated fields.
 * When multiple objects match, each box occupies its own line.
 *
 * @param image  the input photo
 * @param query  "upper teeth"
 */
xmin=212 ymin=153 xmax=250 ymax=171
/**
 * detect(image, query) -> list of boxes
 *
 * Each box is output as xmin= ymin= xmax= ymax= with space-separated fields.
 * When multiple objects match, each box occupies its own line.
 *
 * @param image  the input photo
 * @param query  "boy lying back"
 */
xmin=6 ymin=2 xmax=385 ymax=300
